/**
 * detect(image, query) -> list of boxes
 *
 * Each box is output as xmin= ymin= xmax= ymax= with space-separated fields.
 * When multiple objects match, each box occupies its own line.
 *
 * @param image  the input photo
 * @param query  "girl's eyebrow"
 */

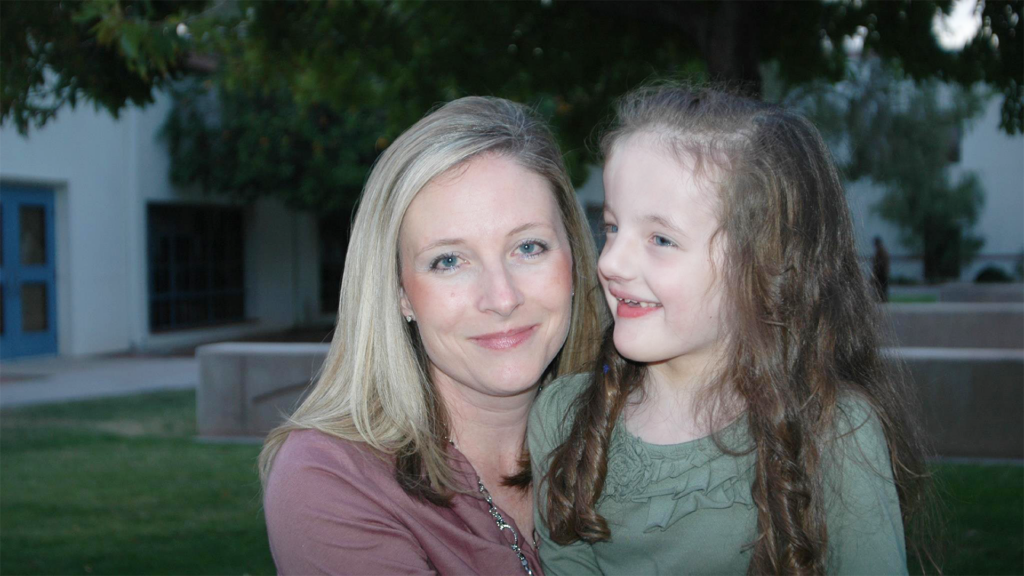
xmin=642 ymin=214 xmax=689 ymax=239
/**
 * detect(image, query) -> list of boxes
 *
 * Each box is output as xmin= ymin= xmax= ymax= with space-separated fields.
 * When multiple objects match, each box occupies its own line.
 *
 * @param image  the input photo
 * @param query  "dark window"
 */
xmin=319 ymin=212 xmax=351 ymax=314
xmin=148 ymin=205 xmax=245 ymax=331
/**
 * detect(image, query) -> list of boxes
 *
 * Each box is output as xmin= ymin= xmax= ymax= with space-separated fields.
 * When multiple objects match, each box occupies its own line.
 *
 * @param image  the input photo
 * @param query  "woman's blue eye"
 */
xmin=430 ymin=254 xmax=460 ymax=271
xmin=653 ymin=235 xmax=675 ymax=247
xmin=517 ymin=240 xmax=548 ymax=257
xmin=605 ymin=224 xmax=618 ymax=234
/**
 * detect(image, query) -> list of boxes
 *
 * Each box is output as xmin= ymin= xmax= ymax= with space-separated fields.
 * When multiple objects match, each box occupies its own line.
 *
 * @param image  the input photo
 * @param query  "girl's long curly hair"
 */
xmin=542 ymin=85 xmax=933 ymax=574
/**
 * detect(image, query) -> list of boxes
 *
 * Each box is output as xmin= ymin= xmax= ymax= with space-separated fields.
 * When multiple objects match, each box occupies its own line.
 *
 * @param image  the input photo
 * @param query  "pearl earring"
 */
xmin=405 ymin=315 xmax=414 ymax=323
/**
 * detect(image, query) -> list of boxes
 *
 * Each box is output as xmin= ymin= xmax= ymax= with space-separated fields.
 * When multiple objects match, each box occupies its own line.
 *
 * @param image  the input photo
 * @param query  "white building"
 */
xmin=0 ymin=92 xmax=335 ymax=360
xmin=845 ymin=97 xmax=1024 ymax=281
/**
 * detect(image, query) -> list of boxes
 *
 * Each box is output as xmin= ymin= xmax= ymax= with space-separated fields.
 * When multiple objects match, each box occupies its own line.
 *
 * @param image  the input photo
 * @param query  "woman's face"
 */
xmin=399 ymin=153 xmax=574 ymax=402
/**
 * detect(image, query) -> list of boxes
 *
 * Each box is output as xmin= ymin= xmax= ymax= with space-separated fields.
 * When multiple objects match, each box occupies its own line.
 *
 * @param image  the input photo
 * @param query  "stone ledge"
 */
xmin=891 ymin=347 xmax=1023 ymax=460
xmin=886 ymin=304 xmax=1023 ymax=349
xmin=197 ymin=343 xmax=1023 ymax=459
xmin=197 ymin=343 xmax=329 ymax=437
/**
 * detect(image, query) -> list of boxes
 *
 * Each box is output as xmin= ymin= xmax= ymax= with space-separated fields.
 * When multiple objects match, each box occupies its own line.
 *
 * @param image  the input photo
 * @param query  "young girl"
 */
xmin=530 ymin=86 xmax=929 ymax=575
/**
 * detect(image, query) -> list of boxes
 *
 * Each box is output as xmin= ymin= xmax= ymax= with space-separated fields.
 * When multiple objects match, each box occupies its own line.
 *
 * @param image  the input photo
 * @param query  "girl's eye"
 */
xmin=516 ymin=240 xmax=549 ymax=258
xmin=653 ymin=235 xmax=676 ymax=247
xmin=604 ymin=223 xmax=618 ymax=234
xmin=429 ymin=253 xmax=462 ymax=272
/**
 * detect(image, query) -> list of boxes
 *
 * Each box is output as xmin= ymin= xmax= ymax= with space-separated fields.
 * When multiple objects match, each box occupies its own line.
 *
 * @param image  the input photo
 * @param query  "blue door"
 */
xmin=0 ymin=185 xmax=58 ymax=359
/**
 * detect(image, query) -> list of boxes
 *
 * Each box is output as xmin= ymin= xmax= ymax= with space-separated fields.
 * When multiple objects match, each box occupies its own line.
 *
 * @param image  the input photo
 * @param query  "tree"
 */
xmin=773 ymin=59 xmax=988 ymax=281
xmin=2 ymin=0 xmax=1020 ymax=210
xmin=161 ymin=79 xmax=386 ymax=213
xmin=0 ymin=0 xmax=202 ymax=134
xmin=953 ymin=0 xmax=1023 ymax=133
xmin=162 ymin=0 xmax=705 ymax=207
xmin=5 ymin=1 xmax=1022 ymax=137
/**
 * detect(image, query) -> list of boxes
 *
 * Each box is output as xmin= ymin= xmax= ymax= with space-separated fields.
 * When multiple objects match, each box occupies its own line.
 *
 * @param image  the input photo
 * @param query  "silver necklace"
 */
xmin=450 ymin=438 xmax=535 ymax=575
xmin=476 ymin=477 xmax=535 ymax=576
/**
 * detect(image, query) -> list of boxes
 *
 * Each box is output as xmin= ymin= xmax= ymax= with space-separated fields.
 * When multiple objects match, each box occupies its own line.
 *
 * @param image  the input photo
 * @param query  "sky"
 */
xmin=933 ymin=0 xmax=984 ymax=50
xmin=839 ymin=0 xmax=983 ymax=54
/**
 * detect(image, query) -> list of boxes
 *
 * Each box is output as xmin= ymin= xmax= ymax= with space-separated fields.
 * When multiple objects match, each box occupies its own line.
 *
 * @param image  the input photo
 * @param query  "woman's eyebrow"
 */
xmin=642 ymin=214 xmax=689 ymax=239
xmin=418 ymin=238 xmax=465 ymax=255
xmin=506 ymin=222 xmax=551 ymax=237
xmin=417 ymin=223 xmax=552 ymax=256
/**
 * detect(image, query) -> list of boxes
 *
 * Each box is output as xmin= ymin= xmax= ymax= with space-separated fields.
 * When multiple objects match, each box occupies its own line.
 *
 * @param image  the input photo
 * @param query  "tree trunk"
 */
xmin=582 ymin=1 xmax=764 ymax=96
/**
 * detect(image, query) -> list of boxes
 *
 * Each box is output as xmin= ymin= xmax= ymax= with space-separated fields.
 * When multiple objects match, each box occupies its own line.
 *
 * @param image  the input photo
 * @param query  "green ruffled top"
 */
xmin=529 ymin=373 xmax=908 ymax=575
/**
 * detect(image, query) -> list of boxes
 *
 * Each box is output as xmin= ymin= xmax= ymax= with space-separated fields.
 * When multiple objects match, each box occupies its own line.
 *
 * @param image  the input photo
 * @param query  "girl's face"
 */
xmin=599 ymin=135 xmax=728 ymax=379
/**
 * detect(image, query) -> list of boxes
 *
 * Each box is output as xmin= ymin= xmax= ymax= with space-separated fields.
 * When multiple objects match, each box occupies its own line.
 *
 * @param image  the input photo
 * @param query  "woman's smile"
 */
xmin=470 ymin=324 xmax=539 ymax=350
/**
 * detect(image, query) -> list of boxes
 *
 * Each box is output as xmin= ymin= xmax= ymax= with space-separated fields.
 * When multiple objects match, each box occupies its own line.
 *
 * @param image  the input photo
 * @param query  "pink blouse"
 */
xmin=264 ymin=429 xmax=542 ymax=575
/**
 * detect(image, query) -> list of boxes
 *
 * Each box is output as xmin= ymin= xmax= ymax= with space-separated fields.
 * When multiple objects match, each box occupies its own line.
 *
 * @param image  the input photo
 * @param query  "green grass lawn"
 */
xmin=1 ymin=391 xmax=274 ymax=575
xmin=2 ymin=391 xmax=1021 ymax=575
xmin=912 ymin=463 xmax=1024 ymax=575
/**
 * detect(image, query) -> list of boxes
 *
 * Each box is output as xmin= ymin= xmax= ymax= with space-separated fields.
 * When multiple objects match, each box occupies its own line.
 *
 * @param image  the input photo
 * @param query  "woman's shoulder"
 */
xmin=265 ymin=429 xmax=399 ymax=512
xmin=271 ymin=428 xmax=391 ymax=479
xmin=264 ymin=431 xmax=441 ymax=574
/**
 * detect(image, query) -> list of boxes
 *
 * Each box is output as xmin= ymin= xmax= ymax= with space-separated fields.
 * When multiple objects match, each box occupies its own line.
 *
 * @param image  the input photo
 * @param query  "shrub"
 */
xmin=975 ymin=265 xmax=1014 ymax=283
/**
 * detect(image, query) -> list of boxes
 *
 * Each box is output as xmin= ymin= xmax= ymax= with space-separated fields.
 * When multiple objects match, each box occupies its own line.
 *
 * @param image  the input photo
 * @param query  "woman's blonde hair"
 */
xmin=259 ymin=96 xmax=604 ymax=502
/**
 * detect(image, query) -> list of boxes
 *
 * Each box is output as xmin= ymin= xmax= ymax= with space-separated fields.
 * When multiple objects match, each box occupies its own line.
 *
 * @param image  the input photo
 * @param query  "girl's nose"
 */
xmin=597 ymin=234 xmax=633 ymax=283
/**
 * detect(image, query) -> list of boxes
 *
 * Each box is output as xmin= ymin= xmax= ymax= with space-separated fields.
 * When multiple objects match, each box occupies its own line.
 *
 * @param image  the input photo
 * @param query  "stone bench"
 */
xmin=886 ymin=303 xmax=1024 ymax=349
xmin=890 ymin=283 xmax=1024 ymax=303
xmin=197 ymin=342 xmax=329 ymax=438
xmin=938 ymin=283 xmax=1024 ymax=303
xmin=893 ymin=347 xmax=1023 ymax=460
xmin=197 ymin=342 xmax=1023 ymax=460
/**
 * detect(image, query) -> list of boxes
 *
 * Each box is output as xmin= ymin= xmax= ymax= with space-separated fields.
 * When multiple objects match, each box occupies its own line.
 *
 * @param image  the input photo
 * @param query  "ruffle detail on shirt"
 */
xmin=601 ymin=425 xmax=756 ymax=532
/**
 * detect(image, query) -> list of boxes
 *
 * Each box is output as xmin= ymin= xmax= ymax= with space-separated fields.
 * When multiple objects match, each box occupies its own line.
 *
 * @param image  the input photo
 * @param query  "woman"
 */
xmin=260 ymin=96 xmax=604 ymax=575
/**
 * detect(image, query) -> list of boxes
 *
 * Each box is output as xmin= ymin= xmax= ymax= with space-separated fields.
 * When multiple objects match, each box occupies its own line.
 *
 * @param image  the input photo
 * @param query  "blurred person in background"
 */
xmin=873 ymin=236 xmax=891 ymax=302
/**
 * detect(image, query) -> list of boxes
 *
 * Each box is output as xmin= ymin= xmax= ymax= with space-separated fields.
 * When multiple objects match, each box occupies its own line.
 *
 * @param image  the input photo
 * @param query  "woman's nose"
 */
xmin=478 ymin=262 xmax=524 ymax=317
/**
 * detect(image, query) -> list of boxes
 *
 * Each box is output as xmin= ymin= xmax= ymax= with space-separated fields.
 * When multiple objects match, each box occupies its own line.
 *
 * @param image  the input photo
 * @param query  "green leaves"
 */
xmin=162 ymin=78 xmax=386 ymax=212
xmin=1 ymin=0 xmax=201 ymax=134
xmin=4 ymin=0 xmax=1019 ymax=227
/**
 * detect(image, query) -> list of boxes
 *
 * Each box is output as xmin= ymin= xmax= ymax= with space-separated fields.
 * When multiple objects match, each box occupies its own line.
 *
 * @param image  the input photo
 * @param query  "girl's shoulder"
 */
xmin=529 ymin=372 xmax=593 ymax=451
xmin=533 ymin=372 xmax=592 ymax=421
xmin=832 ymin=392 xmax=886 ymax=447
xmin=826 ymin=391 xmax=894 ymax=480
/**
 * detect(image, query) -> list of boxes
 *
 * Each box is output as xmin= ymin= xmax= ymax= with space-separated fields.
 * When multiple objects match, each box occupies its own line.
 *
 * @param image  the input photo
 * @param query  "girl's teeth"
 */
xmin=617 ymin=297 xmax=659 ymax=308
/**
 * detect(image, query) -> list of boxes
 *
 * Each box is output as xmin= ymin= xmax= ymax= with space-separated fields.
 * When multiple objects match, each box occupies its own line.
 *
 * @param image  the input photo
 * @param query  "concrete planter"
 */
xmin=197 ymin=342 xmax=329 ymax=438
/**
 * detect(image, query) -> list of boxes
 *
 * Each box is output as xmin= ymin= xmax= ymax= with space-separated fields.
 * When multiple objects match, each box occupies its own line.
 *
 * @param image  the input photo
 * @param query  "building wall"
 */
xmin=2 ymin=101 xmax=133 ymax=356
xmin=1 ymin=91 xmax=321 ymax=358
xmin=957 ymin=98 xmax=1024 ymax=277
xmin=847 ymin=97 xmax=1024 ymax=281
